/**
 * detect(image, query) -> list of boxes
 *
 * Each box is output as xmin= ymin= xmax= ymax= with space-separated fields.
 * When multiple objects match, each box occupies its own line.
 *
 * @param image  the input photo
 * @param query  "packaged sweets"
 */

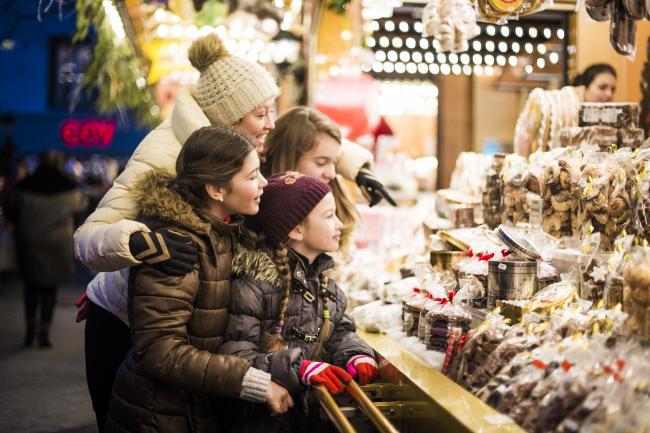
xmin=622 ymin=247 xmax=650 ymax=339
xmin=501 ymin=154 xmax=531 ymax=226
xmin=579 ymin=103 xmax=640 ymax=129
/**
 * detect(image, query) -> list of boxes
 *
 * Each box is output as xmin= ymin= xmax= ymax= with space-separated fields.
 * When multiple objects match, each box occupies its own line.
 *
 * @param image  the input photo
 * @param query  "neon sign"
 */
xmin=59 ymin=118 xmax=116 ymax=148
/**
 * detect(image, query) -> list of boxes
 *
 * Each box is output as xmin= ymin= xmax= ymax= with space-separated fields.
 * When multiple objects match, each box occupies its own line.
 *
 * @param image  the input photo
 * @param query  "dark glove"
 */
xmin=129 ymin=228 xmax=198 ymax=276
xmin=355 ymin=164 xmax=396 ymax=207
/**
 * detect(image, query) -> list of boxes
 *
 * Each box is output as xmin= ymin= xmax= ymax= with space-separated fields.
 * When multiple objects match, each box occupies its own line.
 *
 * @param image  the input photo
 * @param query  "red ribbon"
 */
xmin=433 ymin=291 xmax=456 ymax=306
xmin=501 ymin=249 xmax=511 ymax=257
xmin=468 ymin=248 xmax=474 ymax=258
xmin=224 ymin=215 xmax=231 ymax=223
xmin=478 ymin=252 xmax=495 ymax=261
xmin=531 ymin=359 xmax=548 ymax=370
xmin=561 ymin=360 xmax=572 ymax=372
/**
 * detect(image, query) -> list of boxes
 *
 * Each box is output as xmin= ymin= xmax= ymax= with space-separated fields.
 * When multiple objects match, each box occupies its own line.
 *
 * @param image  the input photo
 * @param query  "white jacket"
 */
xmin=75 ymin=89 xmax=373 ymax=324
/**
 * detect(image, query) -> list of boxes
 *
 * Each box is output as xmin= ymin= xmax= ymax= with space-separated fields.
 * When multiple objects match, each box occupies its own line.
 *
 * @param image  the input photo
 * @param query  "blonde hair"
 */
xmin=263 ymin=242 xmax=332 ymax=359
xmin=263 ymin=107 xmax=359 ymax=249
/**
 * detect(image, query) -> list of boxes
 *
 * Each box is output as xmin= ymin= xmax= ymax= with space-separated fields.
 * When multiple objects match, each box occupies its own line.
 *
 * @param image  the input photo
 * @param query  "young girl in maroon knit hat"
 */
xmin=219 ymin=171 xmax=378 ymax=432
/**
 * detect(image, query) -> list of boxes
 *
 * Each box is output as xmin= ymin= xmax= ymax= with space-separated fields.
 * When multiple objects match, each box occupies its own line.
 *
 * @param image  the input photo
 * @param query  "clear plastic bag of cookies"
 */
xmin=622 ymin=246 xmax=650 ymax=340
xmin=501 ymin=154 xmax=531 ymax=226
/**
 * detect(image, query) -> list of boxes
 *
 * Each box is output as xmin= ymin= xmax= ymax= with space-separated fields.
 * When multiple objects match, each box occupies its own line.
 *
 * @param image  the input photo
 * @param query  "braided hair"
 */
xmin=262 ymin=242 xmax=291 ymax=352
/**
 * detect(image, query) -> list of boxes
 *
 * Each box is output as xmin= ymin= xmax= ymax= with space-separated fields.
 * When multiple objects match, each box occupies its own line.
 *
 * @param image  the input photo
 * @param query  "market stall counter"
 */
xmin=358 ymin=330 xmax=527 ymax=433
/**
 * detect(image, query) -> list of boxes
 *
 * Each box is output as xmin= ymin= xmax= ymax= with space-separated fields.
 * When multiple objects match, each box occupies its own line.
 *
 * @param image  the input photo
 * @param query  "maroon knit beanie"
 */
xmin=255 ymin=171 xmax=332 ymax=248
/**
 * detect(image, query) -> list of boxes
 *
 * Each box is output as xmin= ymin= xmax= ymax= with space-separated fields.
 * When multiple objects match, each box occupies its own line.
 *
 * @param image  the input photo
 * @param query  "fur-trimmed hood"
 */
xmin=131 ymin=170 xmax=211 ymax=234
xmin=232 ymin=245 xmax=282 ymax=287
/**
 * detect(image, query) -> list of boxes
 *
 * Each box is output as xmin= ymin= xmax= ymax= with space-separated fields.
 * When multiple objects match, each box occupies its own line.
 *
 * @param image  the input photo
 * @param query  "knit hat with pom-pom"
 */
xmin=188 ymin=34 xmax=279 ymax=126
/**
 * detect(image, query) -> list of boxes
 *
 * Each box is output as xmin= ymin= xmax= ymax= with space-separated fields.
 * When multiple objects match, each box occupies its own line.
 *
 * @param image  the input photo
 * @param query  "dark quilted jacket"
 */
xmin=105 ymin=171 xmax=252 ymax=433
xmin=219 ymin=247 xmax=374 ymax=396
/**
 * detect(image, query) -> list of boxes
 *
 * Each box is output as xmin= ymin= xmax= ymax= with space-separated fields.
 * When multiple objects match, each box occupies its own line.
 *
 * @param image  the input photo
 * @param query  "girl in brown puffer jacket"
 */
xmin=219 ymin=172 xmax=377 ymax=433
xmin=104 ymin=126 xmax=296 ymax=433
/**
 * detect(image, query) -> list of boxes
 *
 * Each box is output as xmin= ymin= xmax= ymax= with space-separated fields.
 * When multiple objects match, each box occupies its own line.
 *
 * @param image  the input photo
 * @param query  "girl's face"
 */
xmin=295 ymin=133 xmax=340 ymax=184
xmin=220 ymin=150 xmax=268 ymax=216
xmin=584 ymin=73 xmax=616 ymax=102
xmin=234 ymin=98 xmax=276 ymax=155
xmin=294 ymin=193 xmax=342 ymax=258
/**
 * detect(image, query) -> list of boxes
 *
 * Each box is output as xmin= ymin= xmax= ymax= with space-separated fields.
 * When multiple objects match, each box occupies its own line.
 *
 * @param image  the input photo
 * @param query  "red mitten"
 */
xmin=299 ymin=360 xmax=352 ymax=395
xmin=346 ymin=355 xmax=378 ymax=386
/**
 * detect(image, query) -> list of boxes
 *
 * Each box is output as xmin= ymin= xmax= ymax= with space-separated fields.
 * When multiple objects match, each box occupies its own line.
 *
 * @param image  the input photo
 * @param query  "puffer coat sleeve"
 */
xmin=129 ymin=263 xmax=251 ymax=398
xmin=325 ymin=284 xmax=376 ymax=368
xmin=219 ymin=277 xmax=304 ymax=395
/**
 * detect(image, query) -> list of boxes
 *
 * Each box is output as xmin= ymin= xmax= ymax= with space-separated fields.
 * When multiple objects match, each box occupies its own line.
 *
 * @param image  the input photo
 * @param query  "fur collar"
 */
xmin=131 ymin=170 xmax=211 ymax=234
xmin=232 ymin=245 xmax=282 ymax=287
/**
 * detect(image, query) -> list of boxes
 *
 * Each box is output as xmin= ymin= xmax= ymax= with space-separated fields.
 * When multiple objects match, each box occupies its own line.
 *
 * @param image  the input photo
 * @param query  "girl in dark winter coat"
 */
xmin=219 ymin=171 xmax=377 ymax=432
xmin=104 ymin=126 xmax=295 ymax=433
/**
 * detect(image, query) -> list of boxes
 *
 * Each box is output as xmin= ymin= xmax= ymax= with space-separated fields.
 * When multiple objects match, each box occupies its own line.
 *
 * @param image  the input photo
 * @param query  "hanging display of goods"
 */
xmin=438 ymin=230 xmax=471 ymax=252
xmin=487 ymin=0 xmax=525 ymax=13
xmin=430 ymin=250 xmax=467 ymax=271
xmin=487 ymin=259 xmax=538 ymax=308
xmin=496 ymin=225 xmax=540 ymax=261
xmin=474 ymin=0 xmax=551 ymax=23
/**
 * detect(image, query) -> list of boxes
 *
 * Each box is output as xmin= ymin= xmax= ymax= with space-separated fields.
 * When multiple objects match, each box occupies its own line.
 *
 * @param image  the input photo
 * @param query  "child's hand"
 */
xmin=266 ymin=381 xmax=293 ymax=416
xmin=299 ymin=360 xmax=351 ymax=395
xmin=346 ymin=355 xmax=378 ymax=386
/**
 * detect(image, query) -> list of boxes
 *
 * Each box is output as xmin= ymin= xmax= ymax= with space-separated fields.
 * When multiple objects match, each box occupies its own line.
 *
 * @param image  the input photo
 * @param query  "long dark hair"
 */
xmin=572 ymin=64 xmax=616 ymax=88
xmin=173 ymin=125 xmax=255 ymax=209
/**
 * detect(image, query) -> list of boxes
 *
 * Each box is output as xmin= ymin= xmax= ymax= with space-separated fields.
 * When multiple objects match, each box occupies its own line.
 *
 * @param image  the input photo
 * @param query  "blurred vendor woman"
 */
xmin=572 ymin=63 xmax=617 ymax=103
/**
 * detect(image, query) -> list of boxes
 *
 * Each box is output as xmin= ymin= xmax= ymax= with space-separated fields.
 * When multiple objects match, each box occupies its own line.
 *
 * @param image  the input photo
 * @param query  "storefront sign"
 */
xmin=59 ymin=118 xmax=116 ymax=148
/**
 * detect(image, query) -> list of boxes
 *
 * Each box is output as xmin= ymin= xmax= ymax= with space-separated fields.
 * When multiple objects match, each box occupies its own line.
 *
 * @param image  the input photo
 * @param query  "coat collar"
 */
xmin=171 ymin=87 xmax=211 ymax=145
xmin=132 ymin=170 xmax=242 ymax=236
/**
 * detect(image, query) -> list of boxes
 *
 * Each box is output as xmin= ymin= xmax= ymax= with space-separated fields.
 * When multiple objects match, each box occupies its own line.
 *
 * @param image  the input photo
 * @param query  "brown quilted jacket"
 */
xmin=105 ymin=171 xmax=252 ymax=433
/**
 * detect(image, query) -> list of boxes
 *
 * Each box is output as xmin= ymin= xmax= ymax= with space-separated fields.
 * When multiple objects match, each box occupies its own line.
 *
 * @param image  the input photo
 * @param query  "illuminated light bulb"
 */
xmin=379 ymin=36 xmax=389 ymax=47
xmin=361 ymin=64 xmax=371 ymax=72
xmin=340 ymin=30 xmax=352 ymax=41
xmin=508 ymin=55 xmax=518 ymax=67
xmin=525 ymin=64 xmax=533 ymax=74
xmin=473 ymin=40 xmax=481 ymax=51
xmin=472 ymin=53 xmax=482 ymax=65
xmin=385 ymin=20 xmax=395 ymax=31
xmin=399 ymin=21 xmax=409 ymax=32
xmin=515 ymin=26 xmax=523 ymax=38
xmin=543 ymin=28 xmax=551 ymax=39
xmin=395 ymin=62 xmax=406 ymax=73
xmin=529 ymin=27 xmax=538 ymax=38
xmin=418 ymin=63 xmax=428 ymax=73
xmin=452 ymin=64 xmax=461 ymax=75
xmin=420 ymin=38 xmax=429 ymax=49
xmin=425 ymin=52 xmax=434 ymax=63
xmin=406 ymin=37 xmax=416 ymax=49
xmin=154 ymin=8 xmax=166 ymax=22
xmin=259 ymin=51 xmax=272 ymax=63
xmin=537 ymin=44 xmax=547 ymax=54
xmin=430 ymin=63 xmax=440 ymax=74
xmin=392 ymin=37 xmax=403 ymax=48
xmin=367 ymin=37 xmax=376 ymax=47
xmin=497 ymin=55 xmax=506 ymax=66
xmin=501 ymin=26 xmax=510 ymax=37
xmin=412 ymin=52 xmax=423 ymax=62
xmin=375 ymin=50 xmax=387 ymax=61
xmin=244 ymin=27 xmax=255 ymax=39
xmin=406 ymin=63 xmax=416 ymax=74
xmin=485 ymin=54 xmax=494 ymax=65
xmin=388 ymin=50 xmax=398 ymax=62
xmin=474 ymin=65 xmax=483 ymax=75
xmin=525 ymin=43 xmax=533 ymax=54
xmin=414 ymin=22 xmax=423 ymax=33
xmin=487 ymin=25 xmax=496 ymax=36
xmin=384 ymin=62 xmax=395 ymax=73
xmin=157 ymin=24 xmax=169 ymax=38
xmin=329 ymin=65 xmax=340 ymax=76
xmin=437 ymin=53 xmax=446 ymax=63
xmin=486 ymin=41 xmax=495 ymax=52
xmin=449 ymin=53 xmax=458 ymax=64
xmin=460 ymin=53 xmax=470 ymax=64
xmin=498 ymin=41 xmax=507 ymax=52
xmin=441 ymin=64 xmax=451 ymax=75
xmin=485 ymin=65 xmax=494 ymax=76
xmin=186 ymin=25 xmax=198 ymax=39
xmin=372 ymin=62 xmax=384 ymax=72
xmin=537 ymin=58 xmax=545 ymax=69
xmin=550 ymin=52 xmax=559 ymax=64
xmin=463 ymin=65 xmax=472 ymax=75
xmin=557 ymin=29 xmax=565 ymax=40
xmin=400 ymin=51 xmax=410 ymax=62
xmin=512 ymin=42 xmax=520 ymax=53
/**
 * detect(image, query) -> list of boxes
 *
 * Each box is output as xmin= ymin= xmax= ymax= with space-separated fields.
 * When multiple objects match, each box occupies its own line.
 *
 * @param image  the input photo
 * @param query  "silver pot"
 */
xmin=488 ymin=259 xmax=538 ymax=308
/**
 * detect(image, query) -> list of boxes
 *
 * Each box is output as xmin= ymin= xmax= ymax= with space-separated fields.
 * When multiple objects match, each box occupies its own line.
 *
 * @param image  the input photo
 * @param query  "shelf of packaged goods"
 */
xmin=358 ymin=330 xmax=527 ymax=433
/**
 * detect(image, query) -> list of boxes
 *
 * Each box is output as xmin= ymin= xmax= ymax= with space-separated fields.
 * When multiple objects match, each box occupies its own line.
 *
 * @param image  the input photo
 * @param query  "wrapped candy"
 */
xmin=421 ymin=0 xmax=478 ymax=53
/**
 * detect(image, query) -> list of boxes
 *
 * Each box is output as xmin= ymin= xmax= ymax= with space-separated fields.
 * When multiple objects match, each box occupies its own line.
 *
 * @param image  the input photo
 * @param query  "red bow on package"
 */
xmin=432 ymin=291 xmax=456 ymax=306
